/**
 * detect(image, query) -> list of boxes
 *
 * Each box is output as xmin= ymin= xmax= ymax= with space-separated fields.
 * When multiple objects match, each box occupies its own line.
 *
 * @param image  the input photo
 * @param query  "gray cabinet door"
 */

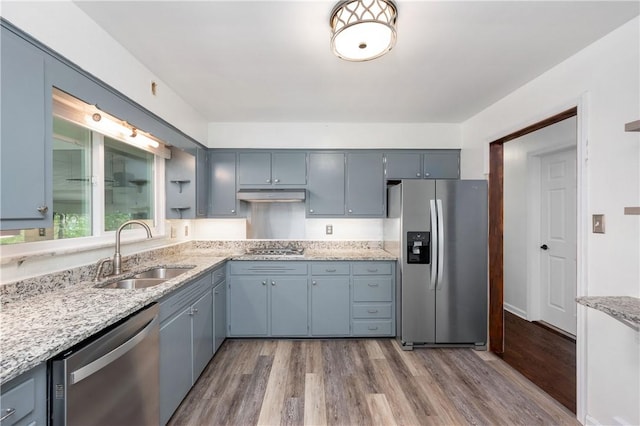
xmin=423 ymin=150 xmax=460 ymax=179
xmin=192 ymin=290 xmax=213 ymax=381
xmin=213 ymin=281 xmax=227 ymax=353
xmin=159 ymin=308 xmax=192 ymax=425
xmin=228 ymin=277 xmax=268 ymax=336
xmin=346 ymin=152 xmax=384 ymax=216
xmin=272 ymin=152 xmax=307 ymax=185
xmin=209 ymin=152 xmax=238 ymax=216
xmin=270 ymin=277 xmax=308 ymax=336
xmin=385 ymin=152 xmax=423 ymax=179
xmin=238 ymin=152 xmax=271 ymax=186
xmin=1 ymin=28 xmax=51 ymax=229
xmin=166 ymin=147 xmax=196 ymax=219
xmin=195 ymin=147 xmax=209 ymax=217
xmin=307 ymin=152 xmax=345 ymax=216
xmin=311 ymin=277 xmax=350 ymax=336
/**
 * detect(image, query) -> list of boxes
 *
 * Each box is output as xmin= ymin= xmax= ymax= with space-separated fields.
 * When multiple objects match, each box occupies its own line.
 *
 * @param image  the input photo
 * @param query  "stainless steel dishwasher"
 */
xmin=50 ymin=303 xmax=160 ymax=426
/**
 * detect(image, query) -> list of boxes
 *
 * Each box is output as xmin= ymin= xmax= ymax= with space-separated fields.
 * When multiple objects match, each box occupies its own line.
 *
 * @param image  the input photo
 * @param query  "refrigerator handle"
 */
xmin=429 ymin=199 xmax=438 ymax=290
xmin=436 ymin=199 xmax=445 ymax=289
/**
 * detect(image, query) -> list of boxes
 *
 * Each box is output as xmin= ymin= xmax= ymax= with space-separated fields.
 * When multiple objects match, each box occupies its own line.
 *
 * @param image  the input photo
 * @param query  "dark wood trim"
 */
xmin=488 ymin=142 xmax=504 ymax=353
xmin=488 ymin=107 xmax=578 ymax=354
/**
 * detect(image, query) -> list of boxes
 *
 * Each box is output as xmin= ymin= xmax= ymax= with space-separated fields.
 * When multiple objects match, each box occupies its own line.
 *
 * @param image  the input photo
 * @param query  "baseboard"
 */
xmin=503 ymin=303 xmax=527 ymax=319
xmin=584 ymin=414 xmax=599 ymax=425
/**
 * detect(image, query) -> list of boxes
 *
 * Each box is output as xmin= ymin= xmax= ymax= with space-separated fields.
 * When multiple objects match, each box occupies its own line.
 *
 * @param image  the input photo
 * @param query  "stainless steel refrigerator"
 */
xmin=384 ymin=180 xmax=488 ymax=350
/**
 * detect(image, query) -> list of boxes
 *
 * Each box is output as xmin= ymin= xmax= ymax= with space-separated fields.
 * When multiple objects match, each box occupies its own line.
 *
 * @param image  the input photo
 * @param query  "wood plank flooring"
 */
xmin=501 ymin=310 xmax=576 ymax=413
xmin=168 ymin=339 xmax=578 ymax=426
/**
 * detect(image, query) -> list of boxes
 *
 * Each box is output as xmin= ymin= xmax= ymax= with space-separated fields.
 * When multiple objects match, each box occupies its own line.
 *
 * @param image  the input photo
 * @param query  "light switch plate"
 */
xmin=592 ymin=214 xmax=605 ymax=233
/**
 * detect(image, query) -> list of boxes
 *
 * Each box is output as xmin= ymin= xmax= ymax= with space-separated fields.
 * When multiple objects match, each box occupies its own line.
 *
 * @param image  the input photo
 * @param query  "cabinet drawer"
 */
xmin=352 ymin=320 xmax=393 ymax=336
xmin=352 ymin=304 xmax=392 ymax=319
xmin=160 ymin=273 xmax=212 ymax=323
xmin=0 ymin=377 xmax=35 ymax=426
xmin=310 ymin=262 xmax=350 ymax=275
xmin=229 ymin=262 xmax=308 ymax=275
xmin=353 ymin=278 xmax=393 ymax=302
xmin=213 ymin=267 xmax=226 ymax=285
xmin=352 ymin=262 xmax=392 ymax=276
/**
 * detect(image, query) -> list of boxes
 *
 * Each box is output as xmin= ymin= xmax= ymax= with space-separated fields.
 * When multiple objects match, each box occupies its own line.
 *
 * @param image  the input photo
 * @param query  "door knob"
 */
xmin=540 ymin=244 xmax=549 ymax=250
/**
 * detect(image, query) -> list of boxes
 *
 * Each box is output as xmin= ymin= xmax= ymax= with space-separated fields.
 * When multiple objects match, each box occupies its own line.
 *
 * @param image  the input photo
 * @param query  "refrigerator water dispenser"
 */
xmin=407 ymin=231 xmax=430 ymax=264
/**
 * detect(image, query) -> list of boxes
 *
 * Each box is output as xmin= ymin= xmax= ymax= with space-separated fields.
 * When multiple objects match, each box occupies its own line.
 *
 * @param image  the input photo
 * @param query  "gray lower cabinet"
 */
xmin=351 ymin=262 xmax=395 ymax=336
xmin=213 ymin=280 xmax=227 ymax=352
xmin=209 ymin=152 xmax=238 ymax=216
xmin=346 ymin=152 xmax=385 ymax=217
xmin=270 ymin=277 xmax=308 ymax=336
xmin=0 ymin=26 xmax=52 ymax=230
xmin=159 ymin=273 xmax=214 ymax=425
xmin=0 ymin=363 xmax=47 ymax=426
xmin=228 ymin=276 xmax=268 ymax=336
xmin=310 ymin=277 xmax=350 ymax=336
xmin=307 ymin=152 xmax=345 ymax=216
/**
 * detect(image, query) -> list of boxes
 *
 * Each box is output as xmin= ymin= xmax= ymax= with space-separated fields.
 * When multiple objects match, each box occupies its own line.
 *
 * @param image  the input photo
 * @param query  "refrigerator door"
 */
xmin=399 ymin=180 xmax=437 ymax=345
xmin=435 ymin=180 xmax=488 ymax=345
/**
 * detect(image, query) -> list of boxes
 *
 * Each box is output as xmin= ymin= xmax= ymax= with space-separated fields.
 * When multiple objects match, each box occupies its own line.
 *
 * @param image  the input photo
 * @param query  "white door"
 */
xmin=539 ymin=148 xmax=577 ymax=335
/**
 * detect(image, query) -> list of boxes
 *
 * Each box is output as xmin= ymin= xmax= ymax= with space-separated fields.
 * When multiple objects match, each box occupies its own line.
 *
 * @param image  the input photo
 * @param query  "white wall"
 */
xmin=503 ymin=117 xmax=577 ymax=318
xmin=208 ymin=122 xmax=460 ymax=149
xmin=462 ymin=17 xmax=640 ymax=426
xmin=0 ymin=0 xmax=208 ymax=144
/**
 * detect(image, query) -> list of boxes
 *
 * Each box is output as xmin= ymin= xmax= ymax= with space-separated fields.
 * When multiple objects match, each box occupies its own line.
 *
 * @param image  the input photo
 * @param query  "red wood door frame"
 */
xmin=488 ymin=107 xmax=577 ymax=354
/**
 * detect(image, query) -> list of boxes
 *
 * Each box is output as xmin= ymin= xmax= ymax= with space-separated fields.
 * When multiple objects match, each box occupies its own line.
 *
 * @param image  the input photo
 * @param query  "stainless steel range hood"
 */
xmin=237 ymin=189 xmax=306 ymax=203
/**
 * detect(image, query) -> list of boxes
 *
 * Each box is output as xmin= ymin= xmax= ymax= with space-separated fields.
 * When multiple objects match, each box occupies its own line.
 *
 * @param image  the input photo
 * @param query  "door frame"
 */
xmin=488 ymin=97 xmax=589 ymax=422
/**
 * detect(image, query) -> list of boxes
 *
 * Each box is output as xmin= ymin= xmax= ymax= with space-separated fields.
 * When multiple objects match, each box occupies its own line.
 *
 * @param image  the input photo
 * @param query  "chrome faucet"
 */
xmin=112 ymin=220 xmax=152 ymax=275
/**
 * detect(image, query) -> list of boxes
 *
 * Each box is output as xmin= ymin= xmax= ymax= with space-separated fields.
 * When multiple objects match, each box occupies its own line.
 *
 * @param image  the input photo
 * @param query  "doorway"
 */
xmin=488 ymin=107 xmax=579 ymax=413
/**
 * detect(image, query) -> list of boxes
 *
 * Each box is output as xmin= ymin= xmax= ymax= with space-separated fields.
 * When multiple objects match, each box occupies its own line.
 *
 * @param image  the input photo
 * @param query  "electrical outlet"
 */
xmin=38 ymin=228 xmax=46 ymax=237
xmin=592 ymin=214 xmax=605 ymax=233
xmin=326 ymin=224 xmax=333 ymax=235
xmin=170 ymin=226 xmax=176 ymax=238
xmin=184 ymin=225 xmax=189 ymax=237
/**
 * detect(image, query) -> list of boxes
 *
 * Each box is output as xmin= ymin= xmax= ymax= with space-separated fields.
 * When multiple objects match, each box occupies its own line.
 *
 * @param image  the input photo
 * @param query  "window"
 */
xmin=0 ymin=89 xmax=166 ymax=246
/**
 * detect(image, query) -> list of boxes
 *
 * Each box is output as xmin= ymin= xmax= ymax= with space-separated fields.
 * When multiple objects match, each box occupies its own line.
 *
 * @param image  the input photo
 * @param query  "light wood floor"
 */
xmin=168 ymin=339 xmax=578 ymax=426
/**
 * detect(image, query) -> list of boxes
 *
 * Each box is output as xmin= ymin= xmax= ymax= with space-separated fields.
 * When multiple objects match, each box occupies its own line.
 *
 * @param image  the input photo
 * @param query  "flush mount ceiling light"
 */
xmin=330 ymin=0 xmax=398 ymax=62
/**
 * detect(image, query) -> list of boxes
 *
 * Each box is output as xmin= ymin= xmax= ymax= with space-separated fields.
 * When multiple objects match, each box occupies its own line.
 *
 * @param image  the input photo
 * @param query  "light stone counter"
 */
xmin=576 ymin=296 xmax=640 ymax=328
xmin=0 ymin=240 xmax=397 ymax=384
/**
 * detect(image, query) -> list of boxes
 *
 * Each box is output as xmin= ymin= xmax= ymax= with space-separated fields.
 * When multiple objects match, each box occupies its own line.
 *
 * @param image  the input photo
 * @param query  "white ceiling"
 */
xmin=74 ymin=1 xmax=639 ymax=123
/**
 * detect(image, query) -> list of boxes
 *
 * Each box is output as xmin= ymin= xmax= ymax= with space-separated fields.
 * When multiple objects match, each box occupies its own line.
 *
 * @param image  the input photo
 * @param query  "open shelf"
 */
xmin=624 ymin=119 xmax=640 ymax=132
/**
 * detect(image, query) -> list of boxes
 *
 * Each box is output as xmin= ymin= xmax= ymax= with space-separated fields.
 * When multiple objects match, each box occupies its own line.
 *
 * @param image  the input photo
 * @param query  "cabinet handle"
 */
xmin=367 ymin=309 xmax=379 ymax=313
xmin=312 ymin=280 xmax=317 ymax=285
xmin=271 ymin=281 xmax=276 ymax=286
xmin=348 ymin=209 xmax=353 ymax=214
xmin=424 ymin=172 xmax=431 ymax=177
xmin=189 ymin=307 xmax=198 ymax=316
xmin=274 ymin=178 xmax=280 ymax=183
xmin=368 ymin=326 xmax=379 ymax=331
xmin=325 ymin=268 xmax=337 ymax=272
xmin=367 ymin=283 xmax=379 ymax=287
xmin=37 ymin=205 xmax=49 ymax=214
xmin=266 ymin=179 xmax=271 ymax=183
xmin=416 ymin=173 xmax=421 ymax=177
xmin=215 ymin=290 xmax=219 ymax=294
xmin=309 ymin=209 xmax=314 ymax=213
xmin=231 ymin=209 xmax=236 ymax=213
xmin=367 ymin=268 xmax=379 ymax=273
xmin=262 ymin=281 xmax=267 ymax=285
xmin=0 ymin=408 xmax=16 ymax=422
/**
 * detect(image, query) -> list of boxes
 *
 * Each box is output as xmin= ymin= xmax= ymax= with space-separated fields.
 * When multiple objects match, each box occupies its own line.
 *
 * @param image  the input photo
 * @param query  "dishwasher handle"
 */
xmin=69 ymin=316 xmax=158 ymax=385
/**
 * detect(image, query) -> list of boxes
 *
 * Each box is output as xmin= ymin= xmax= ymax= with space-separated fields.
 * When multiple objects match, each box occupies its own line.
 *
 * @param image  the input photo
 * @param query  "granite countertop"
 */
xmin=576 ymin=296 xmax=640 ymax=328
xmin=0 ymin=244 xmax=397 ymax=384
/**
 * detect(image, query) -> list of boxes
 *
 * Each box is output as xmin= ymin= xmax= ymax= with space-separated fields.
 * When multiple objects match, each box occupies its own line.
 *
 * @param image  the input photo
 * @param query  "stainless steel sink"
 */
xmin=102 ymin=278 xmax=168 ymax=289
xmin=133 ymin=267 xmax=193 ymax=279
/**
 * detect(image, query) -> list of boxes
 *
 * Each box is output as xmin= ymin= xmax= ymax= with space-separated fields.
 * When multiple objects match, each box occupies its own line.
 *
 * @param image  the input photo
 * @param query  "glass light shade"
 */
xmin=330 ymin=0 xmax=397 ymax=62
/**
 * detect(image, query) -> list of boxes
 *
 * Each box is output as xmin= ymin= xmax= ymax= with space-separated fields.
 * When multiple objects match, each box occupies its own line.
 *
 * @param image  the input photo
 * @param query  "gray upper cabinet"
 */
xmin=307 ymin=152 xmax=345 ymax=216
xmin=165 ymin=147 xmax=196 ymax=219
xmin=238 ymin=151 xmax=306 ymax=187
xmin=0 ymin=27 xmax=52 ymax=230
xmin=209 ymin=152 xmax=238 ymax=216
xmin=385 ymin=150 xmax=460 ymax=180
xmin=423 ymin=150 xmax=460 ymax=179
xmin=385 ymin=152 xmax=423 ymax=179
xmin=346 ymin=152 xmax=385 ymax=217
xmin=195 ymin=147 xmax=209 ymax=218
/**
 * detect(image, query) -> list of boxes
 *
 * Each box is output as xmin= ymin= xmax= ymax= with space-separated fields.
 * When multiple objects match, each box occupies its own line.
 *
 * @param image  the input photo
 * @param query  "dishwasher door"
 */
xmin=50 ymin=303 xmax=160 ymax=426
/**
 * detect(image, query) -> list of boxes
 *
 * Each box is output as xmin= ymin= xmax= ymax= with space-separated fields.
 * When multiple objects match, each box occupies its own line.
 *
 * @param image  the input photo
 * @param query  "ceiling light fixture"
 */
xmin=330 ymin=0 xmax=398 ymax=62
